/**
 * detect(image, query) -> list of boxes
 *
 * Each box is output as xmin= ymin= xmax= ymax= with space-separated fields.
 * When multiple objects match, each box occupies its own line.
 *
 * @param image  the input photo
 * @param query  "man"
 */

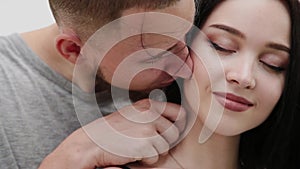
xmin=0 ymin=0 xmax=195 ymax=168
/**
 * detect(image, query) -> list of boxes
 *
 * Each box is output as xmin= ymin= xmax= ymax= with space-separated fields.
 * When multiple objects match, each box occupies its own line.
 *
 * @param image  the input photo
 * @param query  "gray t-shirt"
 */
xmin=0 ymin=34 xmax=116 ymax=169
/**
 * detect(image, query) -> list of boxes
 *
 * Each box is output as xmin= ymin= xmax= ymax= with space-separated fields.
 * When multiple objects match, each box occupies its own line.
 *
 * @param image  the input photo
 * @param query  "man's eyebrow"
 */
xmin=209 ymin=24 xmax=245 ymax=39
xmin=267 ymin=43 xmax=290 ymax=53
xmin=152 ymin=42 xmax=179 ymax=58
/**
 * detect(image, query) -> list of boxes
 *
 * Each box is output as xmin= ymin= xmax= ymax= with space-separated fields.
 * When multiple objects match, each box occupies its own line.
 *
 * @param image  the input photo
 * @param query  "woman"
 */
xmin=179 ymin=0 xmax=300 ymax=169
xmin=104 ymin=0 xmax=300 ymax=168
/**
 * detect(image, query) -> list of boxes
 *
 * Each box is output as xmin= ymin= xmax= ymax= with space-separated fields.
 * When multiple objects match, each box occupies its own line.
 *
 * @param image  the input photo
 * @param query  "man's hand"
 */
xmin=38 ymin=99 xmax=186 ymax=169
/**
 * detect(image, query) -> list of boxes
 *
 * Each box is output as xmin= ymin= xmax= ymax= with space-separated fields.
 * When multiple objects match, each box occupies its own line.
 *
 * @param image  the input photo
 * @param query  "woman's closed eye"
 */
xmin=209 ymin=40 xmax=236 ymax=54
xmin=260 ymin=61 xmax=285 ymax=72
xmin=259 ymin=53 xmax=288 ymax=73
xmin=260 ymin=58 xmax=287 ymax=73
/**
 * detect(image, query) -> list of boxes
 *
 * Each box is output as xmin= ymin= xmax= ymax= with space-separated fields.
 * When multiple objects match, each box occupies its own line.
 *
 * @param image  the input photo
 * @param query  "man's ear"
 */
xmin=55 ymin=33 xmax=82 ymax=64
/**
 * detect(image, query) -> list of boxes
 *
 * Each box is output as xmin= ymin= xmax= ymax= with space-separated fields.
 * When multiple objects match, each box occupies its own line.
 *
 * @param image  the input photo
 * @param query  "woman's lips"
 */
xmin=213 ymin=92 xmax=254 ymax=112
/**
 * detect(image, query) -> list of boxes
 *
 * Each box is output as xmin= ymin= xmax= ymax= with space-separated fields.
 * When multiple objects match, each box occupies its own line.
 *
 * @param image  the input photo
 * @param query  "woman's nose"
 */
xmin=226 ymin=60 xmax=256 ymax=89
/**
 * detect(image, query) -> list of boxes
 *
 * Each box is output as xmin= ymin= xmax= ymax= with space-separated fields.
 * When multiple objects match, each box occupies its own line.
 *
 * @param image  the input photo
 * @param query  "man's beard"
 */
xmin=94 ymin=69 xmax=112 ymax=93
xmin=95 ymin=69 xmax=149 ymax=102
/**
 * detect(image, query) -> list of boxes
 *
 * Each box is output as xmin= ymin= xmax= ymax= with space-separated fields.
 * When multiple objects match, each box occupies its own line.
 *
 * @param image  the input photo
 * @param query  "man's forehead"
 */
xmin=82 ymin=10 xmax=194 ymax=58
xmin=116 ymin=12 xmax=193 ymax=40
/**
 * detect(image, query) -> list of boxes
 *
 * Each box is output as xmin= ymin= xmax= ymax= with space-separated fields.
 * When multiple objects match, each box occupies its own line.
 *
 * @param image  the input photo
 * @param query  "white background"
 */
xmin=0 ymin=1 xmax=55 ymax=35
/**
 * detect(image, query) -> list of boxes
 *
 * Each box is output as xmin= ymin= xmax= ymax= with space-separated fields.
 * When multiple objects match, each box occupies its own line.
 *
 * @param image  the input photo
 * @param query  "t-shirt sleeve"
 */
xmin=0 ymin=121 xmax=19 ymax=169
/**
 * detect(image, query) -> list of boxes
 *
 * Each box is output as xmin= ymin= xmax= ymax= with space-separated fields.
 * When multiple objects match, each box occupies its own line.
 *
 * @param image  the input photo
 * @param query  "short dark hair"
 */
xmin=192 ymin=0 xmax=300 ymax=169
xmin=48 ymin=0 xmax=179 ymax=40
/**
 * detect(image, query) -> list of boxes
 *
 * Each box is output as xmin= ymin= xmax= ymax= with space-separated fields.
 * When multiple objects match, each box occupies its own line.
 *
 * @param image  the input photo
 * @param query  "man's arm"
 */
xmin=38 ymin=99 xmax=186 ymax=169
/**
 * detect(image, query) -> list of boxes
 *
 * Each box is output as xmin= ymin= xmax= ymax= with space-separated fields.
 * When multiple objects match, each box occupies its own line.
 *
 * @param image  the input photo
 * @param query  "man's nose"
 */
xmin=172 ymin=53 xmax=193 ymax=79
xmin=165 ymin=43 xmax=193 ymax=79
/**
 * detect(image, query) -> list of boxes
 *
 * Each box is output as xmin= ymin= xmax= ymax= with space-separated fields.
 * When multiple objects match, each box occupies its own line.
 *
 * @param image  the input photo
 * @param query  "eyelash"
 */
xmin=260 ymin=61 xmax=286 ymax=73
xmin=144 ymin=43 xmax=187 ymax=64
xmin=209 ymin=40 xmax=236 ymax=54
xmin=144 ymin=55 xmax=164 ymax=64
xmin=209 ymin=40 xmax=285 ymax=73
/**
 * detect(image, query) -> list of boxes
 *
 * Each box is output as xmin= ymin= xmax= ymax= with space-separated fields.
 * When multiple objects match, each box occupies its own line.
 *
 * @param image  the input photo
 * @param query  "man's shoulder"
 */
xmin=0 ymin=34 xmax=19 ymax=48
xmin=0 ymin=34 xmax=26 ymax=61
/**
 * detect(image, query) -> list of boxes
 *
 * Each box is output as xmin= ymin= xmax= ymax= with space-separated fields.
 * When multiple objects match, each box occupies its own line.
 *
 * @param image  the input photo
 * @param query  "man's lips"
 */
xmin=213 ymin=92 xmax=254 ymax=112
xmin=159 ymin=76 xmax=175 ymax=86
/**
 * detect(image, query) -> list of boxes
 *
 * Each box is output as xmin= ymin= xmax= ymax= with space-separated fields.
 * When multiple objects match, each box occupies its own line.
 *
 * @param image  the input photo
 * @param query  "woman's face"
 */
xmin=185 ymin=0 xmax=291 ymax=136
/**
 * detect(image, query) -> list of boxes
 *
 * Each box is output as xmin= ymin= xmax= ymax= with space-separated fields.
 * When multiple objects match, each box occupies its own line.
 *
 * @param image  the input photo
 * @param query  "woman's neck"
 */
xmin=170 ymin=117 xmax=240 ymax=169
xmin=145 ymin=109 xmax=241 ymax=169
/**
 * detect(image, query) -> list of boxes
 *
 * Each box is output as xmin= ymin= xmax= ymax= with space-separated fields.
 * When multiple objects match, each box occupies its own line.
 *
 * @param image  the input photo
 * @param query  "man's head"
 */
xmin=49 ymin=0 xmax=185 ymax=41
xmin=49 ymin=0 xmax=195 ymax=92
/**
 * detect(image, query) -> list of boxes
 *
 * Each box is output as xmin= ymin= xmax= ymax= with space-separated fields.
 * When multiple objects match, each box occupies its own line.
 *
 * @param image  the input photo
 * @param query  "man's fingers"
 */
xmin=150 ymin=133 xmax=170 ymax=155
xmin=149 ymin=99 xmax=187 ymax=133
xmin=154 ymin=115 xmax=180 ymax=145
xmin=140 ymin=152 xmax=159 ymax=165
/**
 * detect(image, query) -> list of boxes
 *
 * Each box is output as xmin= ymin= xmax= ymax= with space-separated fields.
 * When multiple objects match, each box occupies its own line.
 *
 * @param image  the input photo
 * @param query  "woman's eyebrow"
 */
xmin=267 ymin=43 xmax=290 ymax=53
xmin=209 ymin=24 xmax=290 ymax=53
xmin=209 ymin=24 xmax=245 ymax=39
